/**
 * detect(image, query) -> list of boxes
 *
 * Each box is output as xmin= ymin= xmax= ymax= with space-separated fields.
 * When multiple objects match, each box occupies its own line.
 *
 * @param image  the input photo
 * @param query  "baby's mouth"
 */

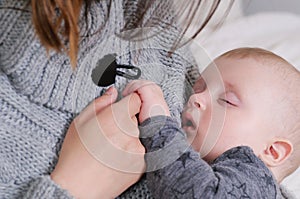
xmin=186 ymin=120 xmax=193 ymax=127
xmin=182 ymin=112 xmax=197 ymax=131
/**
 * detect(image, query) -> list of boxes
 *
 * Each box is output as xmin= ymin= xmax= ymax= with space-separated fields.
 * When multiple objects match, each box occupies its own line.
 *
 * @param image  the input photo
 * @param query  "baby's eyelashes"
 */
xmin=218 ymin=92 xmax=240 ymax=107
xmin=218 ymin=98 xmax=237 ymax=107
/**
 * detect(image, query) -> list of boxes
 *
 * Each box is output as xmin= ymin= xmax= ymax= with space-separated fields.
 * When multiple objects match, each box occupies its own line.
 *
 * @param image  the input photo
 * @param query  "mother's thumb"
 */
xmin=94 ymin=87 xmax=118 ymax=111
xmin=76 ymin=87 xmax=118 ymax=125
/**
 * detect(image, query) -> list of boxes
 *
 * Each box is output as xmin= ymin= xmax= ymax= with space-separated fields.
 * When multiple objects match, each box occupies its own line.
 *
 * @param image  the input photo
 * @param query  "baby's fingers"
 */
xmin=122 ymin=80 xmax=156 ymax=96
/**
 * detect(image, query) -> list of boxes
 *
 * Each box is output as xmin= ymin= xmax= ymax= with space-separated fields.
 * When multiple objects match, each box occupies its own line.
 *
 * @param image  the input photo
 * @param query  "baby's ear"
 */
xmin=261 ymin=139 xmax=293 ymax=167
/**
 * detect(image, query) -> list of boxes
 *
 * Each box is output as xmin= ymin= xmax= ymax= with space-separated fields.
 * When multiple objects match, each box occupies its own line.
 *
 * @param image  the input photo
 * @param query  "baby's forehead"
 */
xmin=201 ymin=54 xmax=299 ymax=102
xmin=215 ymin=52 xmax=296 ymax=81
xmin=200 ymin=48 xmax=299 ymax=92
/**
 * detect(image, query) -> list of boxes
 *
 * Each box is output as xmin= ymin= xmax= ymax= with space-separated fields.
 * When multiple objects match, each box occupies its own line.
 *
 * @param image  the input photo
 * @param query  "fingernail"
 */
xmin=105 ymin=87 xmax=114 ymax=95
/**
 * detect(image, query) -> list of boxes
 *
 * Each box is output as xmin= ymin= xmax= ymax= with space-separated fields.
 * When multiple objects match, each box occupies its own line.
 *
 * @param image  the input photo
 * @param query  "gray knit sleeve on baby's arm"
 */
xmin=139 ymin=116 xmax=281 ymax=199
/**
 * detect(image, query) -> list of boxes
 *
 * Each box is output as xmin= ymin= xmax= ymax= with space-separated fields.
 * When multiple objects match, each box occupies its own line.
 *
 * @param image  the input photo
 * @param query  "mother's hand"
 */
xmin=51 ymin=87 xmax=145 ymax=199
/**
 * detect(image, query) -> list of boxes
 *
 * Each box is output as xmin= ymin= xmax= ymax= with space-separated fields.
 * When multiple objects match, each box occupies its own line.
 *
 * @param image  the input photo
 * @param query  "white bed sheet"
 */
xmin=192 ymin=12 xmax=300 ymax=198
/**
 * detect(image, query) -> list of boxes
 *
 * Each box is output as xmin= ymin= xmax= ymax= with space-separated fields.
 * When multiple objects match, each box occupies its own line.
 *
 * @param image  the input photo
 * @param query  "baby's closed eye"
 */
xmin=218 ymin=92 xmax=240 ymax=107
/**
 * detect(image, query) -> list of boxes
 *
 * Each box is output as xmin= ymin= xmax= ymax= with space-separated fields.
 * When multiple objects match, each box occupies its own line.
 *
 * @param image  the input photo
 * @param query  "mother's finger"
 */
xmin=76 ymin=87 xmax=118 ymax=125
xmin=111 ymin=93 xmax=141 ymax=137
xmin=122 ymin=80 xmax=138 ymax=96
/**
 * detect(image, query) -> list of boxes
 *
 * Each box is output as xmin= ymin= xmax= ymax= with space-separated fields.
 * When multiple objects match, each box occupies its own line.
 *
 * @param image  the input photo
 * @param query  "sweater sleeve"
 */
xmin=0 ymin=73 xmax=74 ymax=198
xmin=24 ymin=176 xmax=73 ymax=199
xmin=0 ymin=131 xmax=74 ymax=199
xmin=139 ymin=116 xmax=281 ymax=199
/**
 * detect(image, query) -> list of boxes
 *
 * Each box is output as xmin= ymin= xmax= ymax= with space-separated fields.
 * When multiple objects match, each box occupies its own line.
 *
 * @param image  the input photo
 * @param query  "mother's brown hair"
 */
xmin=3 ymin=0 xmax=233 ymax=68
xmin=31 ymin=0 xmax=84 ymax=67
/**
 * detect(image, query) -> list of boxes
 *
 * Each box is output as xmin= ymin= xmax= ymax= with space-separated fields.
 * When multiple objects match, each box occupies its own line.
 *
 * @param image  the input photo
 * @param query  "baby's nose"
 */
xmin=188 ymin=93 xmax=206 ymax=111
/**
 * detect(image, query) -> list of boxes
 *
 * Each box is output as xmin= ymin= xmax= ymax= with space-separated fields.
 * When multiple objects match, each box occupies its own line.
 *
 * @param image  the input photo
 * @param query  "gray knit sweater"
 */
xmin=0 ymin=0 xmax=195 ymax=198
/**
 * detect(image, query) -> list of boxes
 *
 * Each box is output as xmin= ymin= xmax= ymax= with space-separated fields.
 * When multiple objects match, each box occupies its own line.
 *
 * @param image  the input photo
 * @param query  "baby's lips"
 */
xmin=182 ymin=111 xmax=195 ymax=129
xmin=181 ymin=110 xmax=189 ymax=126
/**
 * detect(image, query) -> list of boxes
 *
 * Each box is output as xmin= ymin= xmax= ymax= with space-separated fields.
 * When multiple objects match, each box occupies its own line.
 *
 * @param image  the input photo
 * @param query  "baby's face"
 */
xmin=182 ymin=56 xmax=285 ymax=162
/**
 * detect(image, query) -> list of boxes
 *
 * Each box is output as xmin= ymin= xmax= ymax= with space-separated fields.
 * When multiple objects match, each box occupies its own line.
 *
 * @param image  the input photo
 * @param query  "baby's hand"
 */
xmin=123 ymin=80 xmax=170 ymax=123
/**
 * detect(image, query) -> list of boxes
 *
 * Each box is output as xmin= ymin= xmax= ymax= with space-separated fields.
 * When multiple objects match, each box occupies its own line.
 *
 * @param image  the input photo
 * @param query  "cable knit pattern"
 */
xmin=0 ymin=0 xmax=196 ymax=198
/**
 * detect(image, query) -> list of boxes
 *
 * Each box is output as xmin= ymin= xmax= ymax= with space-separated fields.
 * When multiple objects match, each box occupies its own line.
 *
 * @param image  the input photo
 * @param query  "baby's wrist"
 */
xmin=147 ymin=104 xmax=170 ymax=117
xmin=139 ymin=102 xmax=170 ymax=123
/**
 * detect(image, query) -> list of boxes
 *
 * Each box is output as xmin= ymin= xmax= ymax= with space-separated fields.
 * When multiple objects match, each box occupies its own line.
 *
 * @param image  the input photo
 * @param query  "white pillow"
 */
xmin=193 ymin=12 xmax=300 ymax=70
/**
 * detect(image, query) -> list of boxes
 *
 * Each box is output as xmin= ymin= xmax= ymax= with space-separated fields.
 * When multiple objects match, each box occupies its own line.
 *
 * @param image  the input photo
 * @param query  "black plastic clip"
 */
xmin=92 ymin=54 xmax=141 ymax=87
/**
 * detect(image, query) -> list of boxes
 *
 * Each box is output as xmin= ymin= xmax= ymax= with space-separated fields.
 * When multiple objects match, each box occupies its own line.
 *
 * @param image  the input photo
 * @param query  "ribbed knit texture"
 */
xmin=0 ymin=0 xmax=196 ymax=198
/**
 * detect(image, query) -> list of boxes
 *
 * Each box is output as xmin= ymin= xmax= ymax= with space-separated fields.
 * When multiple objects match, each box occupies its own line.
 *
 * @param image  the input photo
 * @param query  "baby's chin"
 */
xmin=188 ymin=138 xmax=220 ymax=163
xmin=191 ymin=144 xmax=218 ymax=163
xmin=182 ymin=127 xmax=204 ymax=151
xmin=183 ymin=126 xmax=197 ymax=142
xmin=186 ymin=134 xmax=202 ymax=153
xmin=201 ymin=152 xmax=218 ymax=163
xmin=184 ymin=135 xmax=221 ymax=164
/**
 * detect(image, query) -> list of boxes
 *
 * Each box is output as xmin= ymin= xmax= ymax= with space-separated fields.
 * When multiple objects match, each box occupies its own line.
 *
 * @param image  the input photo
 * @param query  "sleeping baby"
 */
xmin=122 ymin=47 xmax=300 ymax=198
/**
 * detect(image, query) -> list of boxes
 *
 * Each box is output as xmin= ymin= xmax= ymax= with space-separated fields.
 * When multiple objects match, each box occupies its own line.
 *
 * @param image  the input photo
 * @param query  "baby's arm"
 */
xmin=139 ymin=116 xmax=279 ymax=198
xmin=123 ymin=80 xmax=279 ymax=198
